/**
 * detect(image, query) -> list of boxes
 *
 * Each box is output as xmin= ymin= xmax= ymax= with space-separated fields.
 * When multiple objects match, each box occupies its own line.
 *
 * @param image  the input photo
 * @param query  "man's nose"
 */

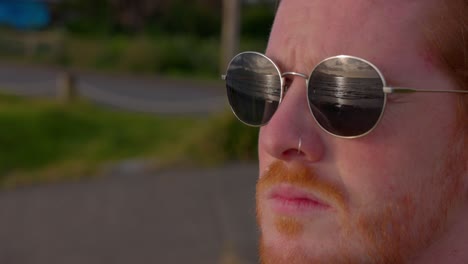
xmin=258 ymin=75 xmax=326 ymax=163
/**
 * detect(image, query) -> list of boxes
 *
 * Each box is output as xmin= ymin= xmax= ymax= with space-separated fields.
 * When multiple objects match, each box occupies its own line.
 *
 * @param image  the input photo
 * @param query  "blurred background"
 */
xmin=0 ymin=0 xmax=276 ymax=263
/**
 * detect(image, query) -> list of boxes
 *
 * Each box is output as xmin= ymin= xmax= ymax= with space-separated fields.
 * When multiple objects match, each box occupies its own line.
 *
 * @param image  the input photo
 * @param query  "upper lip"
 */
xmin=267 ymin=184 xmax=330 ymax=207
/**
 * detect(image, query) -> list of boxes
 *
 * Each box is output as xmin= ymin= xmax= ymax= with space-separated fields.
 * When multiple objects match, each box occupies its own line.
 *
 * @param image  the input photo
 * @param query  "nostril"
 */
xmin=282 ymin=148 xmax=305 ymax=159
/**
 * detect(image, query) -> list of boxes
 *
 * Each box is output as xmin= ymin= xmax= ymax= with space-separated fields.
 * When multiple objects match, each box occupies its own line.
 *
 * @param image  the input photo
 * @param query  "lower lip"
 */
xmin=269 ymin=196 xmax=330 ymax=215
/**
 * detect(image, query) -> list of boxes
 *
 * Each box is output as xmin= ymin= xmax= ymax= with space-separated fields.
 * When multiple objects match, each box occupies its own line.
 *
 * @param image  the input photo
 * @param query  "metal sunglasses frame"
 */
xmin=222 ymin=51 xmax=468 ymax=138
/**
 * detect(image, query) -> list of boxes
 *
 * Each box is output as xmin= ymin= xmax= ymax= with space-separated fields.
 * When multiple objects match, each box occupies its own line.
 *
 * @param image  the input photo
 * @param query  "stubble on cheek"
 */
xmin=351 ymin=150 xmax=464 ymax=264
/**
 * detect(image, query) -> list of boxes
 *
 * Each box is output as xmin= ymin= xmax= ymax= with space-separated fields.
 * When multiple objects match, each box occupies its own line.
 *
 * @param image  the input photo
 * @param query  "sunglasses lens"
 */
xmin=308 ymin=57 xmax=385 ymax=137
xmin=225 ymin=52 xmax=282 ymax=126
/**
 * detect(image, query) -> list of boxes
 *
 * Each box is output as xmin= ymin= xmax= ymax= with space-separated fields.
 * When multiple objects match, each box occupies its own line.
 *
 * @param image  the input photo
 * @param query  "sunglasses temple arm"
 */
xmin=384 ymin=87 xmax=468 ymax=94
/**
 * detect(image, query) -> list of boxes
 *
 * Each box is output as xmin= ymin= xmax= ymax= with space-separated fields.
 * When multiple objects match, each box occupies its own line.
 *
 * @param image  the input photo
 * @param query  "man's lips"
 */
xmin=267 ymin=184 xmax=331 ymax=215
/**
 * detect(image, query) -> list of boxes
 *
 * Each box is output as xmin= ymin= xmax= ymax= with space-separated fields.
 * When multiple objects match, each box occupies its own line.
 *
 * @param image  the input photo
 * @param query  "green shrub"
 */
xmin=187 ymin=110 xmax=259 ymax=164
xmin=153 ymin=0 xmax=221 ymax=38
xmin=118 ymin=36 xmax=158 ymax=73
xmin=242 ymin=4 xmax=276 ymax=40
xmin=0 ymin=94 xmax=201 ymax=177
xmin=94 ymin=36 xmax=126 ymax=69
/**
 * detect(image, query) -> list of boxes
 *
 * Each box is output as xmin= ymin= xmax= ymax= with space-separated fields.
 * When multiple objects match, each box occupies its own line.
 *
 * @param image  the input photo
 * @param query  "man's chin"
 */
xmin=257 ymin=209 xmax=351 ymax=264
xmin=259 ymin=235 xmax=309 ymax=264
xmin=259 ymin=231 xmax=362 ymax=264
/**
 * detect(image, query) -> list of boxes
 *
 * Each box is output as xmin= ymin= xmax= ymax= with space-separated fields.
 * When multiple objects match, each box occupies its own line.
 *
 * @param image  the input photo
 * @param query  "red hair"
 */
xmin=425 ymin=0 xmax=467 ymax=131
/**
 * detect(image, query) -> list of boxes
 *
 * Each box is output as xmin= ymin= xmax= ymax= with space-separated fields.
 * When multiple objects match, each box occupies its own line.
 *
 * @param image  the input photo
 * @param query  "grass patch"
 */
xmin=0 ymin=93 xmax=258 ymax=188
xmin=185 ymin=111 xmax=259 ymax=165
xmin=0 ymin=93 xmax=203 ymax=187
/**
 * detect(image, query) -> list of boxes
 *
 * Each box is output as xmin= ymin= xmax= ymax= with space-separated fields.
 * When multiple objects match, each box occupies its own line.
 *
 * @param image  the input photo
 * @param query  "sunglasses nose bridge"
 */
xmin=281 ymin=72 xmax=309 ymax=80
xmin=281 ymin=72 xmax=309 ymax=93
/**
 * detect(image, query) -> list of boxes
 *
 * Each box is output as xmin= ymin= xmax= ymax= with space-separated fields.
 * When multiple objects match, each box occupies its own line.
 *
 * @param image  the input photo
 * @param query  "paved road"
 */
xmin=0 ymin=63 xmax=228 ymax=114
xmin=0 ymin=163 xmax=259 ymax=264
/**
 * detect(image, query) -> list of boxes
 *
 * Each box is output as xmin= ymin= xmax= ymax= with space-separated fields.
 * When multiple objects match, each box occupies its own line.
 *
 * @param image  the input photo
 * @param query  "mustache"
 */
xmin=257 ymin=161 xmax=346 ymax=210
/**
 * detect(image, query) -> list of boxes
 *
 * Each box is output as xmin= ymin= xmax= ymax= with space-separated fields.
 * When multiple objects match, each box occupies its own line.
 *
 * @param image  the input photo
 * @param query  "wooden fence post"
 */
xmin=57 ymin=71 xmax=77 ymax=103
xmin=220 ymin=0 xmax=241 ymax=74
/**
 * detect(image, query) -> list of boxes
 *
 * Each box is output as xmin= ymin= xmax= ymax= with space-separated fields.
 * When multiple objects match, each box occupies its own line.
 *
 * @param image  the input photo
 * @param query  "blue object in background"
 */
xmin=0 ymin=0 xmax=50 ymax=29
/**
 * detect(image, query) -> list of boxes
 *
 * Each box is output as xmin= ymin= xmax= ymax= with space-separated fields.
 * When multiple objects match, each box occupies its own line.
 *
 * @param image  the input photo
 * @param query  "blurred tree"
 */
xmin=149 ymin=0 xmax=221 ymax=37
xmin=57 ymin=0 xmax=221 ymax=35
xmin=241 ymin=1 xmax=275 ymax=39
xmin=57 ymin=0 xmax=112 ymax=35
xmin=108 ymin=0 xmax=159 ymax=33
xmin=56 ymin=0 xmax=274 ymax=38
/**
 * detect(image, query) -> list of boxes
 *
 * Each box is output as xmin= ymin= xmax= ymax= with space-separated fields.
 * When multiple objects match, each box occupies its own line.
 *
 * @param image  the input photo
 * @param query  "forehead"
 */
xmin=266 ymin=0 xmax=438 ymax=75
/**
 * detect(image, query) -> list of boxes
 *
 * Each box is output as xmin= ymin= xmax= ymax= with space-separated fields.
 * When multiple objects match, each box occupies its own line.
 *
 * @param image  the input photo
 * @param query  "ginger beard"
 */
xmin=256 ymin=141 xmax=465 ymax=264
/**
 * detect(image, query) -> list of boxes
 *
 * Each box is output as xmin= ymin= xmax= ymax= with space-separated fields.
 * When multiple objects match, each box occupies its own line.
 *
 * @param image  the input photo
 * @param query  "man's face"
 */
xmin=256 ymin=0 xmax=467 ymax=263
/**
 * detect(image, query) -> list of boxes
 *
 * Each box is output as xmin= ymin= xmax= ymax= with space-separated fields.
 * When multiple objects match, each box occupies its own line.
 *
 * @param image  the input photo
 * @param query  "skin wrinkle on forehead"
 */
xmin=268 ymin=1 xmax=439 ymax=86
xmin=266 ymin=4 xmax=432 ymax=85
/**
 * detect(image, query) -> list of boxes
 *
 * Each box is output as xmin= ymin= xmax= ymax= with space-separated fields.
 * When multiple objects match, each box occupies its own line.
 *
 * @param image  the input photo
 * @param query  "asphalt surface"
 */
xmin=0 ymin=63 xmax=258 ymax=263
xmin=0 ymin=63 xmax=228 ymax=114
xmin=0 ymin=162 xmax=259 ymax=264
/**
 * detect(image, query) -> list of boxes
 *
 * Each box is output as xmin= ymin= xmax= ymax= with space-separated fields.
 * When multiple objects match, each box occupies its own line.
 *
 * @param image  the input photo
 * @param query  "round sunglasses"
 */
xmin=222 ymin=52 xmax=468 ymax=138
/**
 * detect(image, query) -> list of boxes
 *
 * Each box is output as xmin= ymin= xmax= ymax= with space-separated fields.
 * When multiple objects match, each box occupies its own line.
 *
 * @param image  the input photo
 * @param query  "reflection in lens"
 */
xmin=308 ymin=57 xmax=385 ymax=137
xmin=226 ymin=53 xmax=281 ymax=126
